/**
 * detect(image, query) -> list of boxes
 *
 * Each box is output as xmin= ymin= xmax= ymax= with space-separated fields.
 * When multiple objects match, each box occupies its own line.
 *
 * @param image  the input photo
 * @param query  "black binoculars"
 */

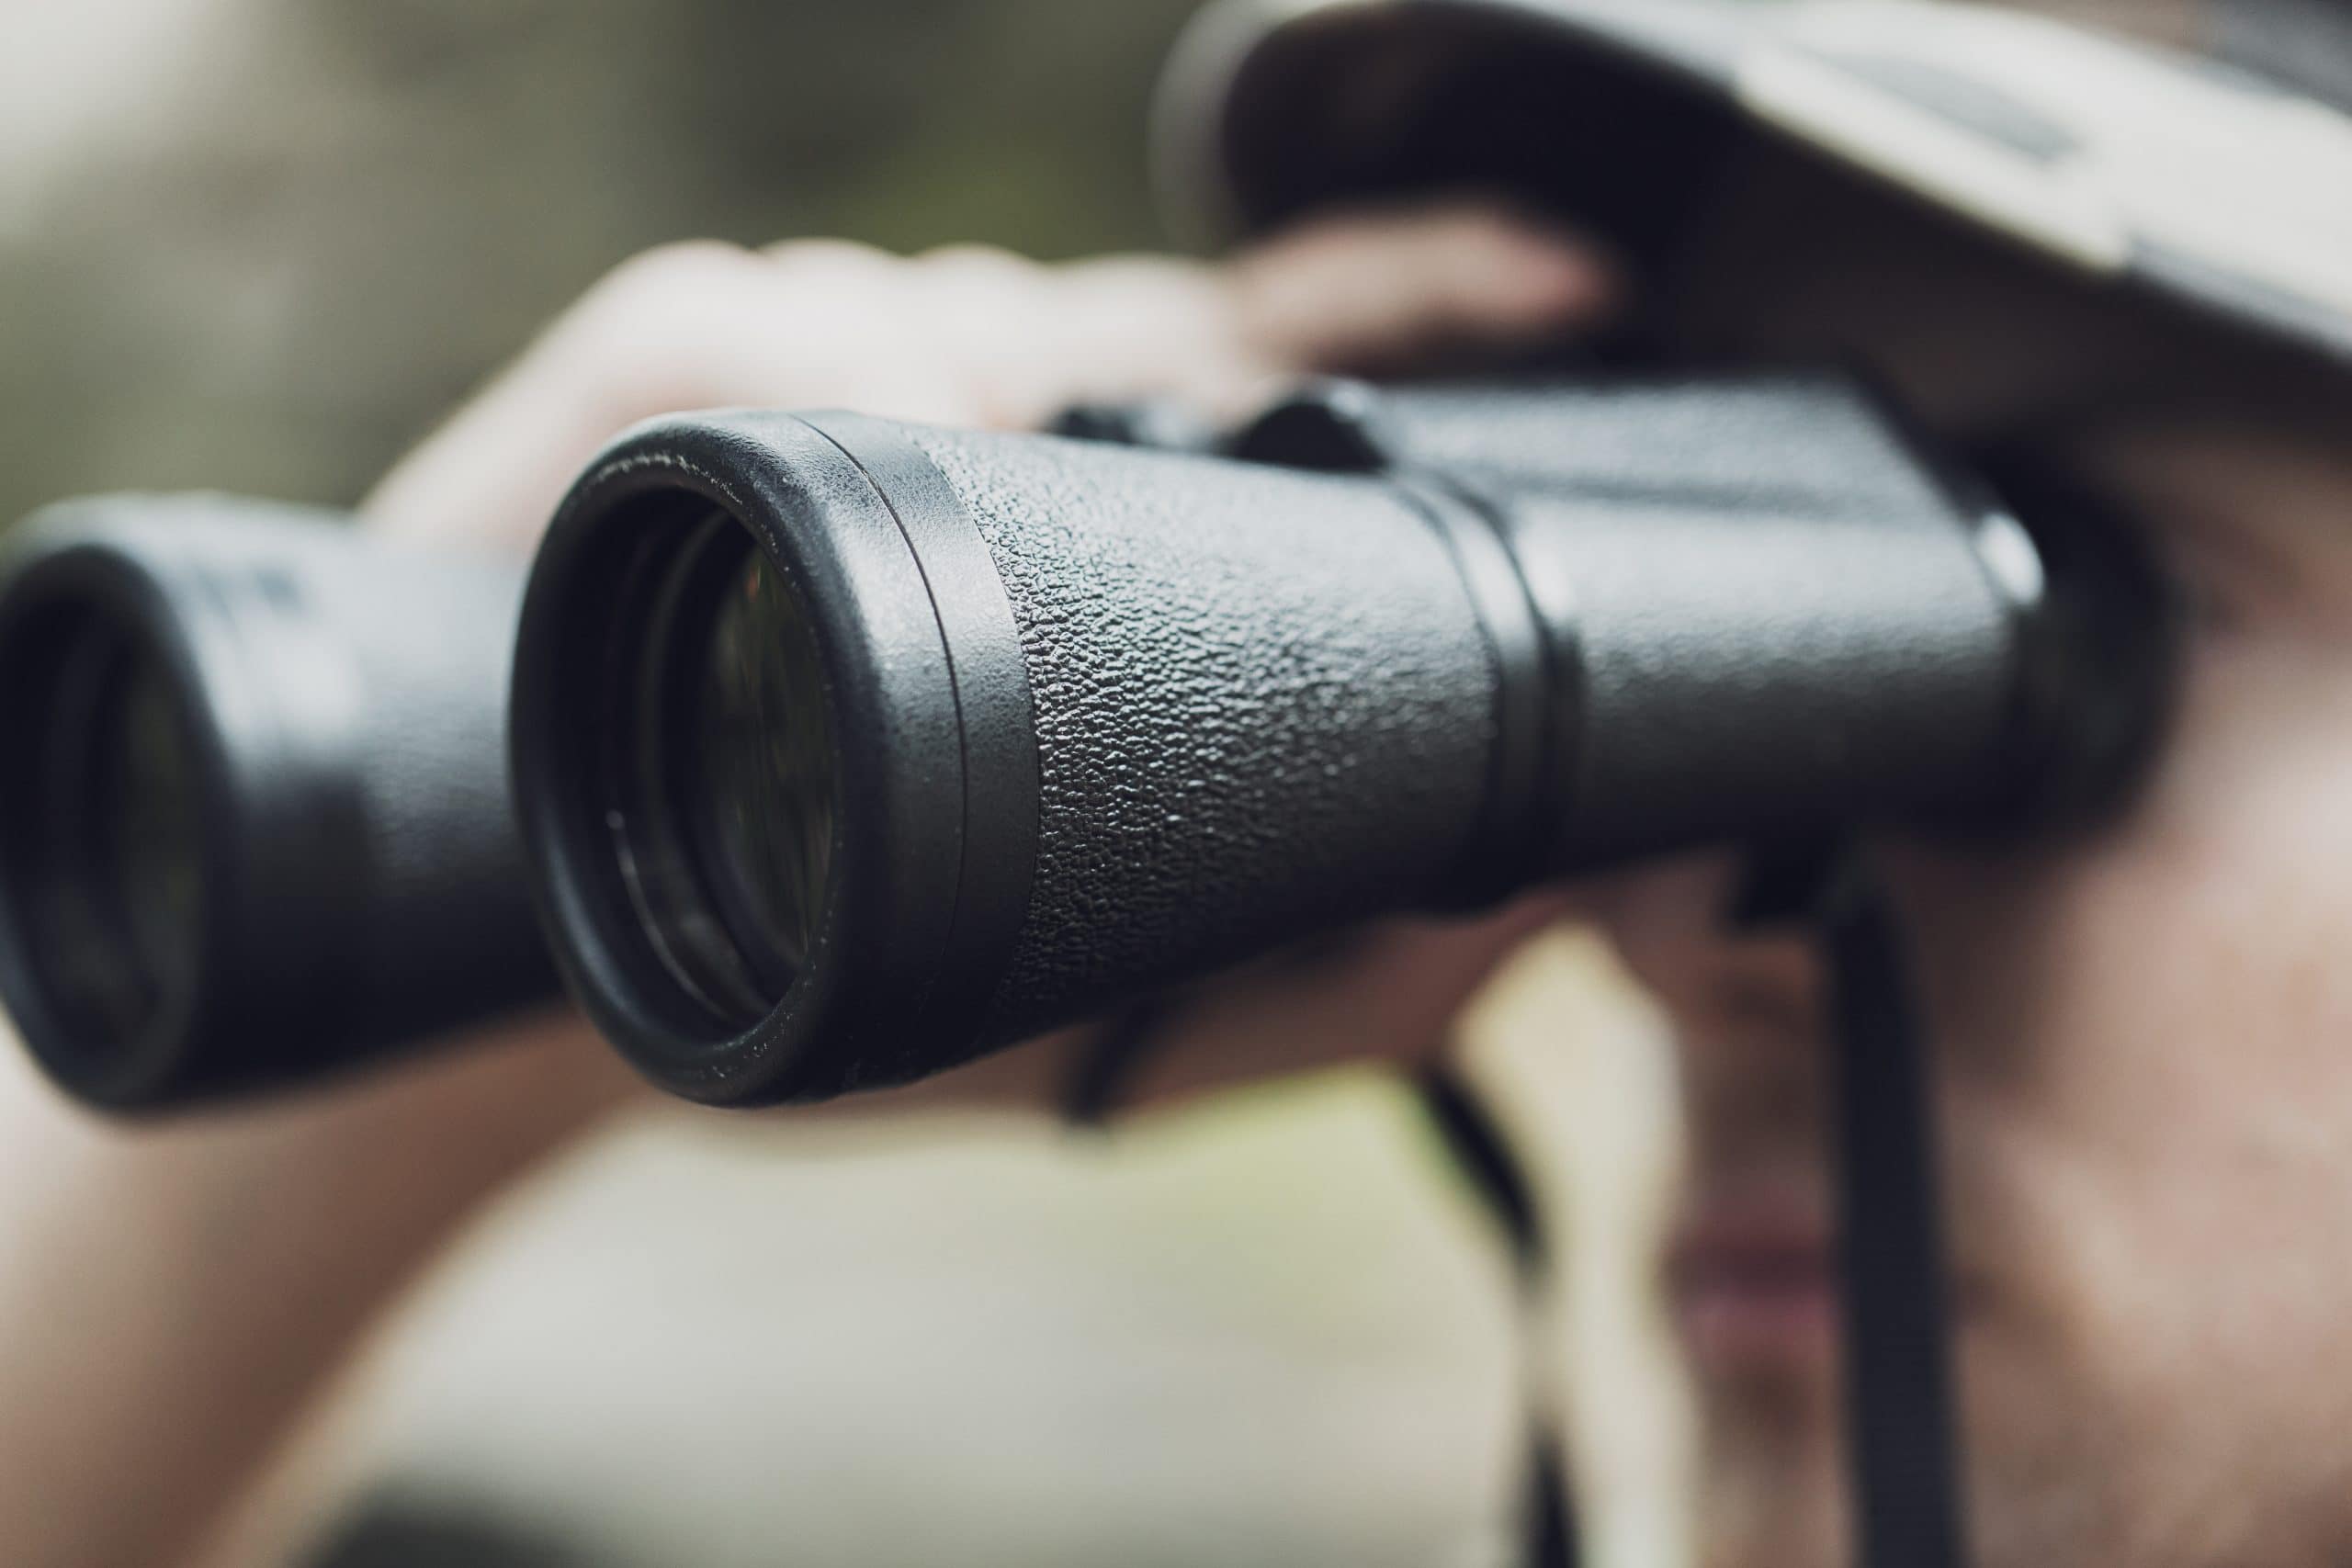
xmin=0 ymin=372 xmax=2168 ymax=1111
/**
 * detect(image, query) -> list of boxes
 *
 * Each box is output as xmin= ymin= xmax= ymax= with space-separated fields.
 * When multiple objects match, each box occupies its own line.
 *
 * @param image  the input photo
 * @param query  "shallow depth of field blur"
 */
xmin=0 ymin=3 xmax=1690 ymax=1564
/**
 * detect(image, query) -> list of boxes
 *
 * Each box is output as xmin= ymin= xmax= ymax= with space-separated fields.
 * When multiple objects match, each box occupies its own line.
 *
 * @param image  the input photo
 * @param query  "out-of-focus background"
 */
xmin=1 ymin=0 xmax=1200 ymax=527
xmin=221 ymin=937 xmax=1691 ymax=1568
xmin=1 ymin=4 xmax=1690 ymax=1564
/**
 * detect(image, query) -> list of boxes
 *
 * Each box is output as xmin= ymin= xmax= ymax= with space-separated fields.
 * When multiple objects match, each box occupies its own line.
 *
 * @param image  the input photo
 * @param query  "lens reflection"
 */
xmin=7 ymin=627 xmax=205 ymax=1052
xmin=101 ymin=658 xmax=202 ymax=1001
xmin=690 ymin=550 xmax=835 ymax=991
xmin=602 ymin=511 xmax=839 ymax=1033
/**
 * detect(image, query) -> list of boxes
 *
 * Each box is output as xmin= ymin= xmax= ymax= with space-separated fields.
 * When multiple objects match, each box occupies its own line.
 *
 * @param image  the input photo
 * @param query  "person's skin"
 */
xmin=1615 ymin=116 xmax=2352 ymax=1563
xmin=1616 ymin=384 xmax=2352 ymax=1566
xmin=0 ymin=202 xmax=1611 ymax=1568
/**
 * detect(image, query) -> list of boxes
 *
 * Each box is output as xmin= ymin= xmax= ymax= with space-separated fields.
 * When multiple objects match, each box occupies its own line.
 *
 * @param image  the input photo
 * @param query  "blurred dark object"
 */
xmin=308 ymin=1496 xmax=592 ymax=1568
xmin=0 ymin=495 xmax=553 ymax=1108
xmin=1165 ymin=0 xmax=2352 ymax=387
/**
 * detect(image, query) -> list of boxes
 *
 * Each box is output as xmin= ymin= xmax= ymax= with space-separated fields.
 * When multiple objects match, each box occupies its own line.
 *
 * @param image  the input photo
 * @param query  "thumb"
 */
xmin=1226 ymin=202 xmax=1620 ymax=377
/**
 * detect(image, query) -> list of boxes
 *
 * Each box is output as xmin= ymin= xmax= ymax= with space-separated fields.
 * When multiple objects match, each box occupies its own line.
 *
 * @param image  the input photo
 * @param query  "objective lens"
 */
xmin=96 ymin=654 xmax=203 ymax=995
xmin=0 ymin=616 xmax=204 ymax=1056
xmin=689 ymin=550 xmax=835 ymax=987
xmin=603 ymin=511 xmax=838 ymax=1033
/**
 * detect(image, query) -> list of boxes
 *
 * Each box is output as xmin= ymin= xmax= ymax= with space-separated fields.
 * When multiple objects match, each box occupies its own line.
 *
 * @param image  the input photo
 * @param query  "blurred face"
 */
xmin=1600 ymin=402 xmax=2352 ymax=1568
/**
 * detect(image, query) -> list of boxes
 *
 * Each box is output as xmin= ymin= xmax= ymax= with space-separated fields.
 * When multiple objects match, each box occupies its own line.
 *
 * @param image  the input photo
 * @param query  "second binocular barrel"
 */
xmin=0 ymin=499 xmax=556 ymax=1109
xmin=509 ymin=374 xmax=2168 ymax=1108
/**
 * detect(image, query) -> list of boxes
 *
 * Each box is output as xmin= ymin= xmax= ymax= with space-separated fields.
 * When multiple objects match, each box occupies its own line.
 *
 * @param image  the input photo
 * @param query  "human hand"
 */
xmin=362 ymin=201 xmax=1614 ymax=1113
xmin=362 ymin=203 xmax=1612 ymax=547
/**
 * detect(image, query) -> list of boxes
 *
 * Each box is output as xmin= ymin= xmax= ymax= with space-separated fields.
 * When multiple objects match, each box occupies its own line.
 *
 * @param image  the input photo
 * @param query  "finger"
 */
xmin=910 ymin=207 xmax=1619 ymax=429
xmin=1227 ymin=201 xmax=1620 ymax=376
xmin=360 ymin=241 xmax=982 ymax=547
xmin=903 ymin=243 xmax=1243 ymax=428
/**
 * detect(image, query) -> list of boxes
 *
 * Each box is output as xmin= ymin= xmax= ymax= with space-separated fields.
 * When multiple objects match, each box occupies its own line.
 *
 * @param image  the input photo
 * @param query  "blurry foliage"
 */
xmin=0 ymin=0 xmax=1200 ymax=528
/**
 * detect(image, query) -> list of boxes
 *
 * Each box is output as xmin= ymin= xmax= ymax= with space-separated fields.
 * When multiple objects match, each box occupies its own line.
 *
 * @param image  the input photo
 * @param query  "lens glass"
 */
xmin=690 ymin=548 xmax=835 ymax=989
xmin=0 ymin=622 xmax=205 ymax=1055
xmin=99 ymin=655 xmax=203 ymax=1001
xmin=599 ymin=512 xmax=838 ymax=1034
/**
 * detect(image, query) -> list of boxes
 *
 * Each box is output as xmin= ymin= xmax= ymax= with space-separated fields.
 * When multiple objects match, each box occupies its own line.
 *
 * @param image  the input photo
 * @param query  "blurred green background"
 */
xmin=0 ymin=0 xmax=1198 ymax=529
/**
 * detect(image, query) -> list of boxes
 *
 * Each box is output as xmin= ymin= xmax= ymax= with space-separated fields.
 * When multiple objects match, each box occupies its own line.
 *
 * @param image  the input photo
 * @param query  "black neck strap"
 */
xmin=1416 ymin=1062 xmax=1580 ymax=1568
xmin=1820 ymin=852 xmax=1972 ymax=1568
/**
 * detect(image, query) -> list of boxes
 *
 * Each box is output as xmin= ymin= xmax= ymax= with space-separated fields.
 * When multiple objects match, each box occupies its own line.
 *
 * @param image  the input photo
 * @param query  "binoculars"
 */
xmin=0 ymin=372 xmax=2168 ymax=1111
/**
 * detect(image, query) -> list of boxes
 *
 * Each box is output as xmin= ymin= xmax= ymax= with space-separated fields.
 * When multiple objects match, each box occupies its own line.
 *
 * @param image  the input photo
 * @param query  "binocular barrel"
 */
xmin=509 ymin=375 xmax=2164 ymax=1108
xmin=0 ymin=376 xmax=2159 ymax=1113
xmin=0 ymin=499 xmax=555 ymax=1109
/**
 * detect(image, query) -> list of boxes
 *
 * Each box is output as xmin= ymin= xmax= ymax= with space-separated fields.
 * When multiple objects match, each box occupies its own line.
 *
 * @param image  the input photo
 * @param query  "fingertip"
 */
xmin=1494 ymin=222 xmax=1622 ymax=321
xmin=1229 ymin=199 xmax=1623 ymax=372
xmin=1415 ymin=202 xmax=1622 ymax=322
